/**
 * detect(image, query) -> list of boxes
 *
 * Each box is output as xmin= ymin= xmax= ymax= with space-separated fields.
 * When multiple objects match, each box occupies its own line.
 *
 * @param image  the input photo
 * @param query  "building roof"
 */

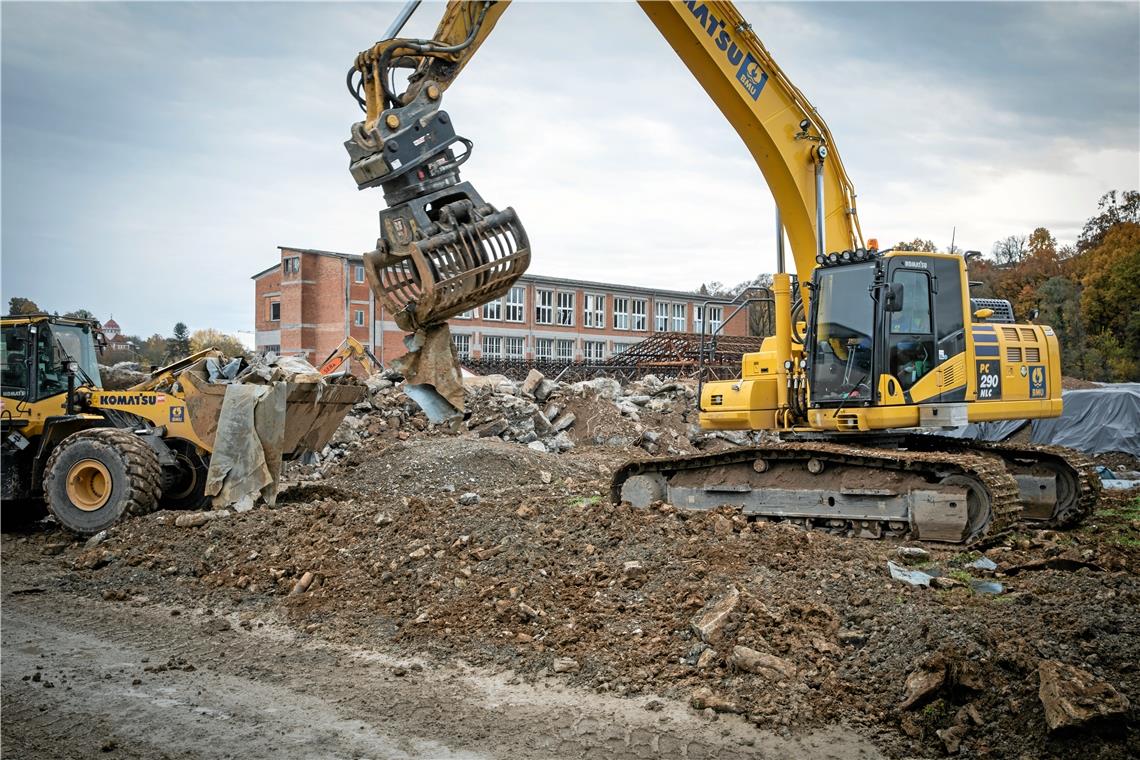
xmin=103 ymin=317 xmax=120 ymax=329
xmin=256 ymin=246 xmax=714 ymax=300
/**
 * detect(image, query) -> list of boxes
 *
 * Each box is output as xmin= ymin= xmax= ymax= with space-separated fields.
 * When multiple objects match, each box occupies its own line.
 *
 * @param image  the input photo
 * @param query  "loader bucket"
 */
xmin=180 ymin=371 xmax=365 ymax=459
xmin=366 ymin=197 xmax=530 ymax=332
xmin=279 ymin=382 xmax=366 ymax=458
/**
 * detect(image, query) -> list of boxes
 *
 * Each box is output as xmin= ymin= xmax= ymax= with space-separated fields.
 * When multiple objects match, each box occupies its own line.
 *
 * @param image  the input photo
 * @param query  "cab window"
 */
xmin=888 ymin=269 xmax=934 ymax=391
xmin=890 ymin=270 xmax=932 ymax=334
xmin=1 ymin=325 xmax=30 ymax=399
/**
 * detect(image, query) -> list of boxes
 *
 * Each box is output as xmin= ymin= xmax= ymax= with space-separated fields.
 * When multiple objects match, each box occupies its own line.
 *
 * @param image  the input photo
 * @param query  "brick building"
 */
xmin=252 ymin=246 xmax=750 ymax=364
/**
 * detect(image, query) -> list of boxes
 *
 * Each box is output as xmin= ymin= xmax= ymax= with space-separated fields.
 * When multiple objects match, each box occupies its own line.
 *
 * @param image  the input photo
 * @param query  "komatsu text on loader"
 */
xmin=344 ymin=0 xmax=1098 ymax=544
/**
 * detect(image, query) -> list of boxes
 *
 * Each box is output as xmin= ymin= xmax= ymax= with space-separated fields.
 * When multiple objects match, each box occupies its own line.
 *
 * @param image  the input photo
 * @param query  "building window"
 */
xmin=631 ymin=299 xmax=647 ymax=331
xmin=694 ymin=306 xmax=704 ymax=335
xmin=583 ymin=293 xmax=606 ymax=328
xmin=534 ymin=338 xmax=554 ymax=360
xmin=654 ymin=302 xmax=669 ymax=332
xmin=583 ymin=340 xmax=605 ymax=361
xmin=504 ymin=336 xmax=525 ymax=358
xmin=672 ymin=303 xmax=686 ymax=332
xmin=452 ymin=333 xmax=471 ymax=359
xmin=505 ymin=287 xmax=525 ymax=322
xmin=482 ymin=299 xmax=502 ymax=321
xmin=613 ymin=297 xmax=629 ymax=330
xmin=535 ymin=289 xmax=553 ymax=324
xmin=260 ymin=344 xmax=281 ymax=354
xmin=269 ymin=301 xmax=280 ymax=322
xmin=354 ymin=265 xmax=365 ymax=283
xmin=282 ymin=256 xmax=299 ymax=274
xmin=612 ymin=342 xmax=634 ymax=356
xmin=482 ymin=335 xmax=502 ymax=358
xmin=556 ymin=339 xmax=575 ymax=360
xmin=556 ymin=291 xmax=575 ymax=326
xmin=454 ymin=308 xmax=474 ymax=319
xmin=708 ymin=306 xmax=724 ymax=333
xmin=354 ymin=310 xmax=365 ymax=327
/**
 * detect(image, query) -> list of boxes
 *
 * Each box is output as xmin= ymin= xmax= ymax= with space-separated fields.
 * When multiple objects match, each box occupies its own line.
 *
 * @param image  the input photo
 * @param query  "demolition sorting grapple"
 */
xmin=345 ymin=86 xmax=530 ymax=333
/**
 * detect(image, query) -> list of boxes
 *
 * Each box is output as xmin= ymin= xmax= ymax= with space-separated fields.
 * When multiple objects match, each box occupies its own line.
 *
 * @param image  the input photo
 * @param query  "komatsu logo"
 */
xmin=685 ymin=1 xmax=769 ymax=101
xmin=97 ymin=394 xmax=157 ymax=406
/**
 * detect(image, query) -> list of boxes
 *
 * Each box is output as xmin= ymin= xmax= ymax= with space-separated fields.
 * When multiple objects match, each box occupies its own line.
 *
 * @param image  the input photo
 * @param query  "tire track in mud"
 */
xmin=1 ymin=589 xmax=884 ymax=760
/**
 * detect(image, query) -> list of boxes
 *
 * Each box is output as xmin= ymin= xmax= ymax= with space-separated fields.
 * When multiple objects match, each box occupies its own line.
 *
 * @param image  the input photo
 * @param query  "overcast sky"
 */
xmin=2 ymin=1 xmax=1137 ymax=338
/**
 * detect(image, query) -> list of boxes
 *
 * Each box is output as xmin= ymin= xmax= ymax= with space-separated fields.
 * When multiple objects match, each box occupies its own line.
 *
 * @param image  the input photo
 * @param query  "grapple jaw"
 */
xmin=365 ymin=182 xmax=529 ymax=332
xmin=346 ymin=86 xmax=530 ymax=331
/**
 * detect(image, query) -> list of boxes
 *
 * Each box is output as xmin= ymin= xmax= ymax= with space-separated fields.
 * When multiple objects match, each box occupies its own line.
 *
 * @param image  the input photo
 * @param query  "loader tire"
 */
xmin=43 ymin=428 xmax=162 ymax=535
xmin=160 ymin=446 xmax=211 ymax=510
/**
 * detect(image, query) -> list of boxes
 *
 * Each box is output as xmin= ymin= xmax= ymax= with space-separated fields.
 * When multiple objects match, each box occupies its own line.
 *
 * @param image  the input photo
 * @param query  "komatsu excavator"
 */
xmin=346 ymin=0 xmax=1098 ymax=543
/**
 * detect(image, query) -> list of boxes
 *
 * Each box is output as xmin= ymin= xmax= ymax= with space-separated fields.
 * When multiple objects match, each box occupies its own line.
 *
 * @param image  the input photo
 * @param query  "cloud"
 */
xmin=2 ymin=1 xmax=1136 ymax=337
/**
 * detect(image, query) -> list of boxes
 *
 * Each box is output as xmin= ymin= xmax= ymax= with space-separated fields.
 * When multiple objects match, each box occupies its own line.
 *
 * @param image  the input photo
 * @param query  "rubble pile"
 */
xmin=40 ymin=458 xmax=1140 ymax=759
xmin=307 ymin=368 xmax=767 ymax=478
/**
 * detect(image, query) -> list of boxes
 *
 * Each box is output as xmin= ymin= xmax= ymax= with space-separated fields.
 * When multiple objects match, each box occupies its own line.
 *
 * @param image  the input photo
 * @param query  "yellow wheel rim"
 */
xmin=66 ymin=459 xmax=112 ymax=511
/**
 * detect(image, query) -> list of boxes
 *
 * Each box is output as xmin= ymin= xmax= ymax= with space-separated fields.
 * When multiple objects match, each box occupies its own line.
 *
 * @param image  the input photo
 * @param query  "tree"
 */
xmin=139 ymin=334 xmax=169 ymax=368
xmin=64 ymin=309 xmax=96 ymax=320
xmin=894 ymin=238 xmax=937 ymax=252
xmin=189 ymin=328 xmax=248 ymax=358
xmin=1036 ymin=276 xmax=1086 ymax=376
xmin=1077 ymin=190 xmax=1140 ymax=252
xmin=1075 ymin=221 xmax=1140 ymax=382
xmin=167 ymin=322 xmax=191 ymax=358
xmin=990 ymin=235 xmax=1028 ymax=266
xmin=8 ymin=297 xmax=41 ymax=315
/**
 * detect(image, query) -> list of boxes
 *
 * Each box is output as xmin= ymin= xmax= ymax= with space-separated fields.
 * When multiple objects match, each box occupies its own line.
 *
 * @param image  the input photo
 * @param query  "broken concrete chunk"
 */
xmin=729 ymin=646 xmax=796 ymax=679
xmin=1038 ymin=659 xmax=1131 ymax=732
xmin=888 ymin=560 xmax=934 ymax=587
xmin=520 ymin=369 xmax=545 ymax=396
xmin=689 ymin=687 xmax=741 ymax=713
xmin=690 ymin=586 xmax=740 ymax=645
xmin=895 ymin=546 xmax=931 ymax=564
xmin=458 ymin=492 xmax=480 ymax=506
xmin=553 ymin=657 xmax=580 ymax=673
xmin=551 ymin=413 xmax=576 ymax=433
xmin=174 ymin=511 xmax=229 ymax=528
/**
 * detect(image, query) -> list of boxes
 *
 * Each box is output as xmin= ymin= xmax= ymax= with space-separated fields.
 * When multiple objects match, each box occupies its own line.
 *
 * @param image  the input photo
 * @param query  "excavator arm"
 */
xmin=345 ymin=0 xmax=863 ymax=321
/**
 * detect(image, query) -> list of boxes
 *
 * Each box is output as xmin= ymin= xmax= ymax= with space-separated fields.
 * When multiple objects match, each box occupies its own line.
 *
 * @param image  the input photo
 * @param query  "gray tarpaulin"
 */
xmin=945 ymin=384 xmax=1140 ymax=456
xmin=205 ymin=383 xmax=287 ymax=510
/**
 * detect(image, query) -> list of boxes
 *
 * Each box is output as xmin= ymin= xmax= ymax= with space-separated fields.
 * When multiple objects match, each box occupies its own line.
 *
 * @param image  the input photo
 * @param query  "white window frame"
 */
xmin=354 ymin=309 xmax=365 ymax=327
xmin=556 ymin=291 xmax=575 ymax=327
xmin=504 ymin=336 xmax=525 ymax=358
xmin=672 ymin=303 xmax=686 ymax=332
xmin=583 ymin=293 xmax=606 ymax=328
xmin=454 ymin=308 xmax=474 ymax=320
xmin=452 ymin=333 xmax=471 ymax=359
xmin=613 ymin=297 xmax=629 ymax=331
xmin=535 ymin=289 xmax=554 ymax=325
xmin=481 ymin=335 xmax=502 ymax=358
xmin=631 ymin=298 xmax=648 ymax=332
xmin=654 ymin=301 xmax=669 ymax=332
xmin=708 ymin=305 xmax=724 ymax=333
xmin=612 ymin=342 xmax=633 ymax=356
xmin=482 ymin=299 xmax=502 ymax=321
xmin=354 ymin=265 xmax=365 ymax=283
xmin=583 ymin=340 xmax=605 ymax=361
xmin=556 ymin=339 xmax=575 ymax=361
xmin=282 ymin=256 xmax=299 ymax=275
xmin=694 ymin=306 xmax=704 ymax=335
xmin=534 ymin=338 xmax=554 ymax=360
xmin=268 ymin=301 xmax=280 ymax=322
xmin=505 ymin=286 xmax=525 ymax=323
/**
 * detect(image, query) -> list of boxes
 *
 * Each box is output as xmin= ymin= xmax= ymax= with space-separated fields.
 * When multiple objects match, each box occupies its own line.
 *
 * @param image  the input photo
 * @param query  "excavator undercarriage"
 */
xmin=613 ymin=437 xmax=1099 ymax=544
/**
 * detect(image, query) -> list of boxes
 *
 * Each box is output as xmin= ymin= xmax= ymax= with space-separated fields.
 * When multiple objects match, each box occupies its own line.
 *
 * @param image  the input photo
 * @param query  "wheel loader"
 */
xmin=0 ymin=314 xmax=365 ymax=534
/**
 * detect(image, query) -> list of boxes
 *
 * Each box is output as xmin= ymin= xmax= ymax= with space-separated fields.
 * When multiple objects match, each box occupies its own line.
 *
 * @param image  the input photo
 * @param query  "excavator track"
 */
xmin=612 ymin=442 xmax=1021 ymax=544
xmin=902 ymin=436 xmax=1100 ymax=529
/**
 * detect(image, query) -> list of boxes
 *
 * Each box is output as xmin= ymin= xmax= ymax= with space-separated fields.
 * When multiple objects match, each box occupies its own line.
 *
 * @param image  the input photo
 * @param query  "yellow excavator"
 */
xmin=346 ymin=1 xmax=1097 ymax=543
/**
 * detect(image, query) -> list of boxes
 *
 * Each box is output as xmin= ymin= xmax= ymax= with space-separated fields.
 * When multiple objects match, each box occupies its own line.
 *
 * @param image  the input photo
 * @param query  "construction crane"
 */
xmin=344 ymin=0 xmax=1098 ymax=543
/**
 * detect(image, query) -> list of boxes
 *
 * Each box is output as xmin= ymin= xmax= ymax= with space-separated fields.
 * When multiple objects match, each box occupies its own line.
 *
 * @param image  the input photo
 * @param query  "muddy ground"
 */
xmin=3 ymin=426 xmax=1138 ymax=759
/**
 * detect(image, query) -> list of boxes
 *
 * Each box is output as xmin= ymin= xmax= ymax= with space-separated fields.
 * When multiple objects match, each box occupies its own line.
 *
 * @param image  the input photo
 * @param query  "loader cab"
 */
xmin=0 ymin=316 xmax=103 ymax=403
xmin=807 ymin=252 xmax=968 ymax=407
